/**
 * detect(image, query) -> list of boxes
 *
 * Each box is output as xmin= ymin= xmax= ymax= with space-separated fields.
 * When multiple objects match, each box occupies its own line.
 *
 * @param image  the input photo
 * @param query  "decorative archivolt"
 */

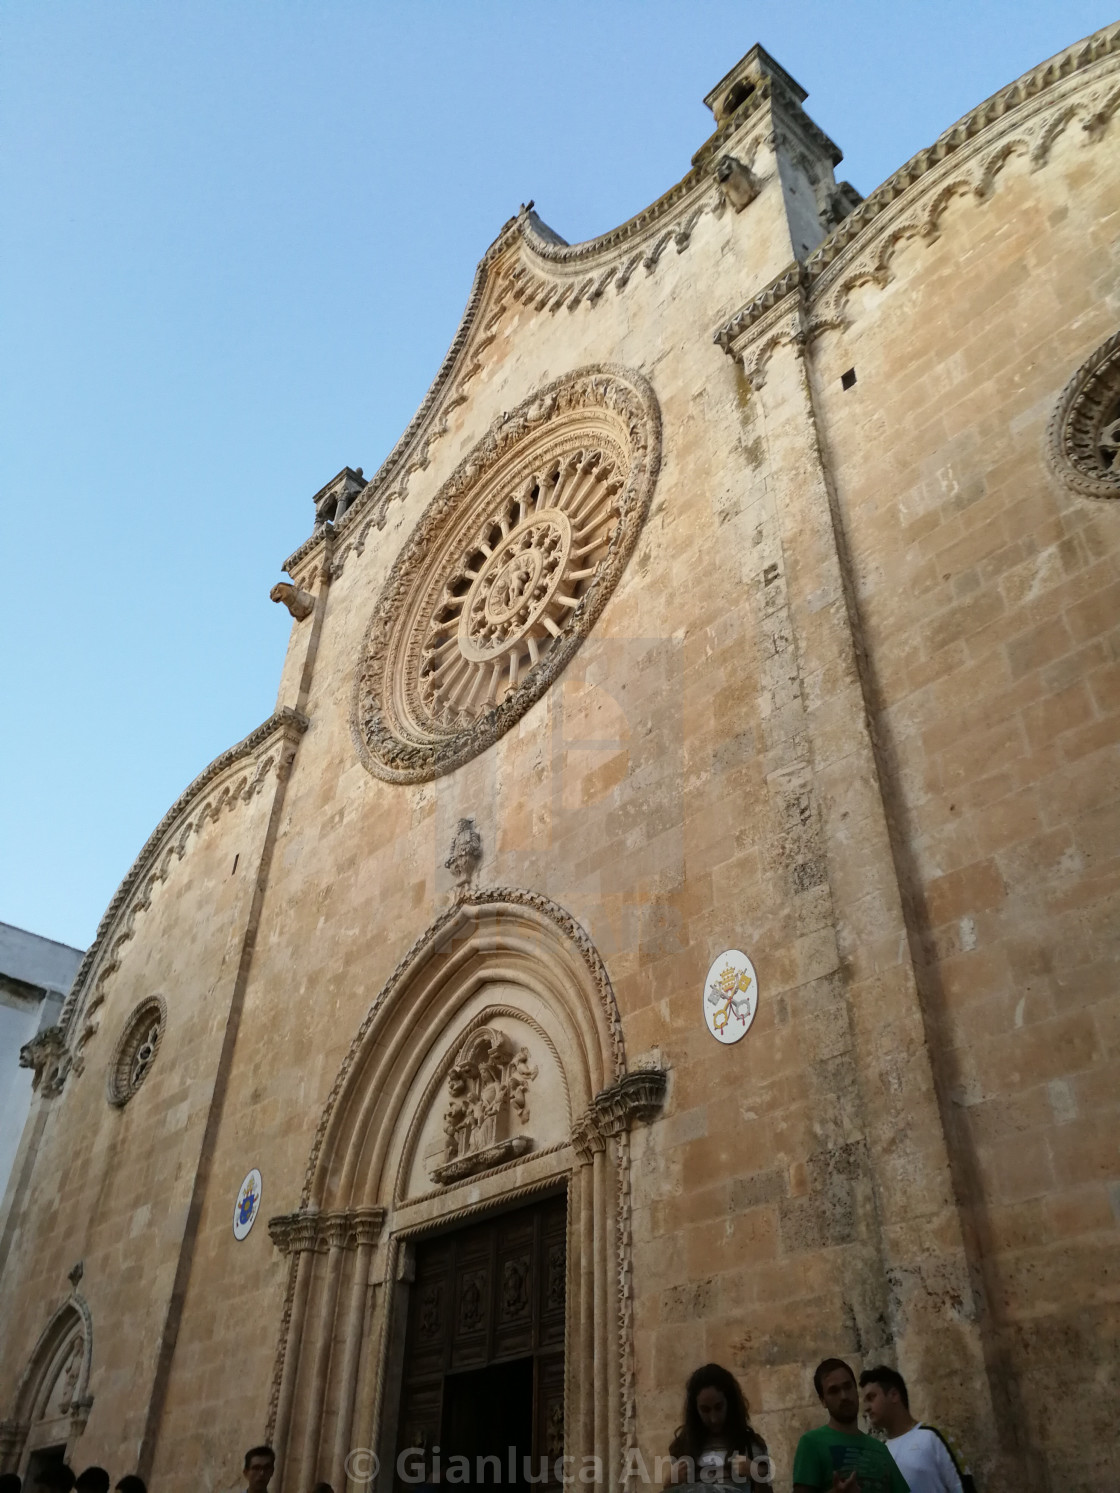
xmin=298 ymin=887 xmax=626 ymax=1211
xmin=42 ymin=709 xmax=308 ymax=1088
xmin=351 ymin=367 xmax=661 ymax=783
xmin=1 ymin=1276 xmax=94 ymax=1472
xmin=262 ymin=889 xmax=665 ymax=1493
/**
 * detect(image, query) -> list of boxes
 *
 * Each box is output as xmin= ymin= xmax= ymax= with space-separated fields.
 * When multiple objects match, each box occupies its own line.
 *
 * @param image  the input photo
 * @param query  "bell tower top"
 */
xmin=703 ymin=43 xmax=808 ymax=126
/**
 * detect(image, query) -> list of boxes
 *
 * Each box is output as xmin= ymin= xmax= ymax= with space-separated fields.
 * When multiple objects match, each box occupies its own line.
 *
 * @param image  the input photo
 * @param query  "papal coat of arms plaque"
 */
xmin=703 ymin=950 xmax=758 ymax=1044
xmin=233 ymin=1168 xmax=262 ymax=1240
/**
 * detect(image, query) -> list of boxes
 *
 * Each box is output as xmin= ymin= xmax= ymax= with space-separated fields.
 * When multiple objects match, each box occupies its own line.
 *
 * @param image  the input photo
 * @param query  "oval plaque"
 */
xmin=233 ymin=1168 xmax=262 ymax=1240
xmin=703 ymin=949 xmax=758 ymax=1044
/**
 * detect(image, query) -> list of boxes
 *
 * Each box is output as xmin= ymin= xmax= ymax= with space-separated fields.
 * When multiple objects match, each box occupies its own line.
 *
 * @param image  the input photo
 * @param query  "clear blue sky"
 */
xmin=2 ymin=1 xmax=1114 ymax=951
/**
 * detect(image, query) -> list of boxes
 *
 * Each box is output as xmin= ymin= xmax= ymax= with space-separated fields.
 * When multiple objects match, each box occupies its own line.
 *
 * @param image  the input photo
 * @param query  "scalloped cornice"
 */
xmin=715 ymin=20 xmax=1120 ymax=369
xmin=805 ymin=21 xmax=1120 ymax=283
xmin=283 ymin=68 xmax=845 ymax=587
xmin=57 ymin=708 xmax=309 ymax=1078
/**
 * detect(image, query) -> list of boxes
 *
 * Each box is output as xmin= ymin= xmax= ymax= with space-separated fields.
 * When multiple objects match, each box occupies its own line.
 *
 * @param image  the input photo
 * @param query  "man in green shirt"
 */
xmin=793 ymin=1358 xmax=910 ymax=1493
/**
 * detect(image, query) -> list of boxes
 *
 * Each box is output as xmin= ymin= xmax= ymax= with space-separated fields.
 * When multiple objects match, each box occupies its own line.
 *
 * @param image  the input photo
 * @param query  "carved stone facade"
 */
xmin=1 ymin=25 xmax=1119 ymax=1493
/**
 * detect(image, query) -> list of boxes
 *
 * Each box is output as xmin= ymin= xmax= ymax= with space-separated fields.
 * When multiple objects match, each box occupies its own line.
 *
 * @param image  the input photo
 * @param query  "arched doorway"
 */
xmin=1 ymin=1288 xmax=93 ymax=1474
xmin=265 ymin=890 xmax=664 ymax=1493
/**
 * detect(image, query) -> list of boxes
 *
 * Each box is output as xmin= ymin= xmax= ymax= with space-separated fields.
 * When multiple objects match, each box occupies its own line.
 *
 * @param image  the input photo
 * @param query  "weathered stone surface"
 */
xmin=1 ymin=24 xmax=1119 ymax=1493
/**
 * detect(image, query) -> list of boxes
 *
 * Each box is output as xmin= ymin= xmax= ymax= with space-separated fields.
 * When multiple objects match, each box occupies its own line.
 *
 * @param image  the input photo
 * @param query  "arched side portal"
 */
xmin=266 ymin=890 xmax=665 ymax=1493
xmin=1 ymin=1287 xmax=93 ymax=1473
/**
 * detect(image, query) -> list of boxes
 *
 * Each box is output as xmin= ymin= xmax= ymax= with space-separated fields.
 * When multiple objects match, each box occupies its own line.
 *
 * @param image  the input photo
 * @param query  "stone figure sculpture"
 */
xmin=432 ymin=1027 xmax=536 ymax=1183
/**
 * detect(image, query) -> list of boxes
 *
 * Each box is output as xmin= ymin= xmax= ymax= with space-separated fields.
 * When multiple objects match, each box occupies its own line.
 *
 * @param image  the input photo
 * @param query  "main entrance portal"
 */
xmin=396 ymin=1193 xmax=566 ymax=1489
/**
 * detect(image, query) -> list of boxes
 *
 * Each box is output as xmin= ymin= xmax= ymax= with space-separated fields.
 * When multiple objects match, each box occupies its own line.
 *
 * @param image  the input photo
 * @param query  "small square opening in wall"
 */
xmin=841 ymin=368 xmax=857 ymax=390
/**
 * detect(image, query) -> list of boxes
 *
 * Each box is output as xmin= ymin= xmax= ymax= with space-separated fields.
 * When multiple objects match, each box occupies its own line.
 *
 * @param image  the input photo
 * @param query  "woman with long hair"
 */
xmin=665 ymin=1363 xmax=771 ymax=1490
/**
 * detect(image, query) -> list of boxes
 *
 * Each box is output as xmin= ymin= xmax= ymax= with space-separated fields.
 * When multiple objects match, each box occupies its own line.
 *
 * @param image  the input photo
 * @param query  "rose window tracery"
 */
xmin=1047 ymin=329 xmax=1120 ymax=498
xmin=353 ymin=367 xmax=660 ymax=781
xmin=107 ymin=995 xmax=166 ymax=1107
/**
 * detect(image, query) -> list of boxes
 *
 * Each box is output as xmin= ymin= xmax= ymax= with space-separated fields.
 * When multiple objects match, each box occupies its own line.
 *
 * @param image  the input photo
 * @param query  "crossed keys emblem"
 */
xmin=705 ymin=962 xmax=753 ymax=1034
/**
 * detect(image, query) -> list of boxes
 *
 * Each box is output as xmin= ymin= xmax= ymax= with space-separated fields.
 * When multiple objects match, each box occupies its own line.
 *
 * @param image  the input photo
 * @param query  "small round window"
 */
xmin=107 ymin=996 xmax=166 ymax=1107
xmin=1047 ymin=328 xmax=1120 ymax=499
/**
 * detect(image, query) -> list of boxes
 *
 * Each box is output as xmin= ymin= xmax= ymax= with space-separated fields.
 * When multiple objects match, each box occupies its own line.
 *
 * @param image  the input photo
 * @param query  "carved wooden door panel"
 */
xmin=396 ymin=1193 xmax=566 ymax=1485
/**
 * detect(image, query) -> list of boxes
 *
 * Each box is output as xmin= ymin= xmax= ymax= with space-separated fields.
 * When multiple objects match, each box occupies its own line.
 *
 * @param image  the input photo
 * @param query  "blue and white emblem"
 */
xmin=233 ymin=1168 xmax=262 ymax=1240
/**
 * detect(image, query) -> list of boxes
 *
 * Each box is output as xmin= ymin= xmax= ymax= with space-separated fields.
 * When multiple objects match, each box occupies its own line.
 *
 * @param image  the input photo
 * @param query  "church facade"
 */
xmin=3 ymin=25 xmax=1119 ymax=1493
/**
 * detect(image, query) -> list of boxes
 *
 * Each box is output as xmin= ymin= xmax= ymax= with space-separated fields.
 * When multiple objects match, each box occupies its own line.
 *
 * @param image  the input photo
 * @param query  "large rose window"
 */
xmin=353 ymin=367 xmax=660 ymax=782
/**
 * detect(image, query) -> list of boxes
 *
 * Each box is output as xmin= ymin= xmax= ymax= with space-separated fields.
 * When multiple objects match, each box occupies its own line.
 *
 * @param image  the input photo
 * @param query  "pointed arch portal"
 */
xmin=266 ymin=890 xmax=665 ymax=1493
xmin=1 ymin=1289 xmax=93 ymax=1475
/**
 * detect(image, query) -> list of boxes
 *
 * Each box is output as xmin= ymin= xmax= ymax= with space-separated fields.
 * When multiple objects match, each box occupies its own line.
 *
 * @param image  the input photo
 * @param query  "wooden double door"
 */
xmin=396 ymin=1193 xmax=566 ymax=1490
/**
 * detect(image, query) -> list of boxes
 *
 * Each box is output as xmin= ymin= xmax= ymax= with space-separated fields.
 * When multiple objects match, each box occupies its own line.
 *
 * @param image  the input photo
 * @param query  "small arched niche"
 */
xmin=265 ymin=890 xmax=665 ymax=1493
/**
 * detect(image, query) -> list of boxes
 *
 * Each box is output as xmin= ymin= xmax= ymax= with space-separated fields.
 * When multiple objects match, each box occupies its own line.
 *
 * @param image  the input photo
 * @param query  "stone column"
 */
xmin=331 ymin=1207 xmax=385 ymax=1491
xmin=298 ymin=1214 xmax=349 ymax=1486
xmin=270 ymin=1211 xmax=324 ymax=1493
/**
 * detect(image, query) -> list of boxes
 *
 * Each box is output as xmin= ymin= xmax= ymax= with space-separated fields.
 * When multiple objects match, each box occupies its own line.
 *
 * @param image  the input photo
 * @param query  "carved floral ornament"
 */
xmin=1047 ymin=328 xmax=1120 ymax=498
xmin=351 ymin=367 xmax=661 ymax=782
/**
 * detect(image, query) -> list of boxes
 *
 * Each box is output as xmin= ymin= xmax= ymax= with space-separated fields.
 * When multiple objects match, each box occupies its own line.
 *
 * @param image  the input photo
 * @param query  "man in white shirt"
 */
xmin=859 ymin=1366 xmax=975 ymax=1493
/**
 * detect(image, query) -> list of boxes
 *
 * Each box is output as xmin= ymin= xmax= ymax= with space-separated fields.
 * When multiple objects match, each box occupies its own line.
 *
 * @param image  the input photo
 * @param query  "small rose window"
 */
xmin=107 ymin=996 xmax=166 ymax=1107
xmin=1048 ymin=328 xmax=1120 ymax=499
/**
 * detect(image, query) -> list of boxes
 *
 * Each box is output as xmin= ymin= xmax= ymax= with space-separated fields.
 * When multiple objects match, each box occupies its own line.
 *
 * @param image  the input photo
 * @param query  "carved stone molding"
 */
xmin=1047 ymin=328 xmax=1120 ymax=498
xmin=56 ymin=708 xmax=309 ymax=1082
xmin=714 ymin=23 xmax=1120 ymax=351
xmin=2 ymin=1289 xmax=94 ymax=1473
xmin=804 ymin=22 xmax=1120 ymax=283
xmin=105 ymin=995 xmax=166 ymax=1107
xmin=19 ymin=1025 xmax=70 ymax=1097
xmin=445 ymin=817 xmax=482 ymax=894
xmin=301 ymin=888 xmax=625 ymax=1210
xmin=570 ymin=1069 xmax=668 ymax=1164
xmin=268 ymin=1206 xmax=387 ymax=1256
xmin=431 ymin=1027 xmax=538 ymax=1184
xmin=280 ymin=52 xmax=851 ymax=588
xmin=351 ymin=367 xmax=661 ymax=783
xmin=270 ymin=582 xmax=315 ymax=621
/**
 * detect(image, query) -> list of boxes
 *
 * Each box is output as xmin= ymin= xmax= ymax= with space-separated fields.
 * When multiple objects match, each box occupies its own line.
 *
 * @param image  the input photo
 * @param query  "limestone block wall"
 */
xmin=2 ymin=28 xmax=1116 ymax=1493
xmin=805 ymin=85 xmax=1120 ymax=1493
xmin=146 ymin=93 xmax=836 ymax=1488
xmin=0 ymin=771 xmax=279 ymax=1473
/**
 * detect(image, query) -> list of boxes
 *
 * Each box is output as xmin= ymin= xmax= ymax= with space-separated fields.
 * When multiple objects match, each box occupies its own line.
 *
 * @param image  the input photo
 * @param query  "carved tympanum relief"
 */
xmin=352 ymin=367 xmax=660 ymax=782
xmin=106 ymin=995 xmax=166 ymax=1107
xmin=432 ymin=1027 xmax=538 ymax=1184
xmin=1048 ymin=329 xmax=1120 ymax=498
xmin=399 ymin=996 xmax=569 ymax=1203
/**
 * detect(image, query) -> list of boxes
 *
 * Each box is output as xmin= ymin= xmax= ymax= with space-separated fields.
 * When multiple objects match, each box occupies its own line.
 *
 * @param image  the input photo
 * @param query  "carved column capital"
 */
xmin=592 ymin=1068 xmax=668 ymax=1138
xmin=351 ymin=1205 xmax=387 ymax=1248
xmin=570 ymin=1109 xmax=607 ymax=1165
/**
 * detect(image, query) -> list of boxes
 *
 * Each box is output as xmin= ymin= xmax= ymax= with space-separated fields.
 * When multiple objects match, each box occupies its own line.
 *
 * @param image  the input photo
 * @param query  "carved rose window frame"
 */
xmin=351 ymin=365 xmax=661 ymax=782
xmin=106 ymin=995 xmax=166 ymax=1107
xmin=1047 ymin=328 xmax=1120 ymax=499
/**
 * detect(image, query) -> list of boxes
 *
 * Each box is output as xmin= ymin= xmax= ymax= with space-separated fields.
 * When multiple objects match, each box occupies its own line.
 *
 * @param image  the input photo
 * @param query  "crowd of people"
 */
xmin=0 ymin=1357 xmax=974 ymax=1493
xmin=0 ymin=1469 xmax=144 ymax=1493
xmin=665 ymin=1358 xmax=975 ymax=1493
